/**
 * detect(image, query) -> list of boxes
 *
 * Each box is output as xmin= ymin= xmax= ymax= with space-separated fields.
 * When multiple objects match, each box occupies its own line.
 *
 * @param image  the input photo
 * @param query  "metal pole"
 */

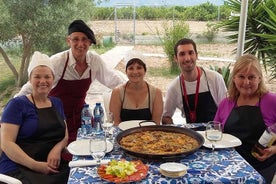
xmin=217 ymin=5 xmax=220 ymax=21
xmin=133 ymin=5 xmax=136 ymax=45
xmin=114 ymin=6 xmax=118 ymax=43
xmin=236 ymin=0 xmax=249 ymax=59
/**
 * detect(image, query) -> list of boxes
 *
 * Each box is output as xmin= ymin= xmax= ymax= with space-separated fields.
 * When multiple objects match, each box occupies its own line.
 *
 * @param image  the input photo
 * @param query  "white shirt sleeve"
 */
xmin=163 ymin=77 xmax=186 ymax=118
xmin=87 ymin=51 xmax=126 ymax=89
xmin=50 ymin=49 xmax=126 ymax=89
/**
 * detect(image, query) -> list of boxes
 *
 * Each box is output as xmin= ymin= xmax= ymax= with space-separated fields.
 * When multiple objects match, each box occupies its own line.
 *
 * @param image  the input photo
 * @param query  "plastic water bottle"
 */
xmin=81 ymin=104 xmax=93 ymax=135
xmin=93 ymin=102 xmax=104 ymax=133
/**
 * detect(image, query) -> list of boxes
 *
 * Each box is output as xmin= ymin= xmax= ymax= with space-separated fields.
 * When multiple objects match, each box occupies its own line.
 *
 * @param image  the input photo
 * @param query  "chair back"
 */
xmin=0 ymin=174 xmax=22 ymax=184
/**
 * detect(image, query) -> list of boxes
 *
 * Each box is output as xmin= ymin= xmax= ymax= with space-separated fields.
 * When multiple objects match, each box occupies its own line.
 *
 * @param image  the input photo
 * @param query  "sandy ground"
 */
xmin=91 ymin=20 xmax=214 ymax=36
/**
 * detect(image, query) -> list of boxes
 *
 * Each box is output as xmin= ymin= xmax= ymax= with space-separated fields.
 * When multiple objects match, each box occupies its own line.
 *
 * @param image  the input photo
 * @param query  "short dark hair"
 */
xmin=125 ymin=58 xmax=147 ymax=72
xmin=174 ymin=38 xmax=197 ymax=56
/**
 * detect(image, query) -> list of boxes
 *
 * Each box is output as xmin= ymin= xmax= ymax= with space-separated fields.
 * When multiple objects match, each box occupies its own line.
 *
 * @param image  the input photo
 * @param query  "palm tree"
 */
xmin=255 ymin=0 xmax=276 ymax=79
xmin=218 ymin=0 xmax=276 ymax=79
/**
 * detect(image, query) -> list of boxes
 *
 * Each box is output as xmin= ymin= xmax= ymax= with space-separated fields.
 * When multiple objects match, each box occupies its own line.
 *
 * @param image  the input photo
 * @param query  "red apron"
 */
xmin=49 ymin=54 xmax=91 ymax=160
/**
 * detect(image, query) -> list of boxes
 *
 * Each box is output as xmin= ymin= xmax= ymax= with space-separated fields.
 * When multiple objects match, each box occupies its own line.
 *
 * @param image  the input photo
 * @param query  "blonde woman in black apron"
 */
xmin=0 ymin=52 xmax=69 ymax=184
xmin=214 ymin=54 xmax=276 ymax=183
xmin=110 ymin=51 xmax=163 ymax=125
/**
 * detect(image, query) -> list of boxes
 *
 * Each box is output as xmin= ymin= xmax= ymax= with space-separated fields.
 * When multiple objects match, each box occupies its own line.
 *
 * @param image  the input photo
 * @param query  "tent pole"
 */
xmin=236 ymin=0 xmax=249 ymax=59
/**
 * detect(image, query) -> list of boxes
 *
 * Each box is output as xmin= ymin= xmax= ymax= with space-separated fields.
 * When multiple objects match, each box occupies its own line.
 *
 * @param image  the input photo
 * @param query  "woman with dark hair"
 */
xmin=109 ymin=51 xmax=163 ymax=125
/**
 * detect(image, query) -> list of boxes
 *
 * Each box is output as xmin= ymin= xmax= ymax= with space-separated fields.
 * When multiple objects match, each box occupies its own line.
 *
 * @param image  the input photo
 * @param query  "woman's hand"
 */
xmin=32 ymin=161 xmax=59 ymax=174
xmin=254 ymin=145 xmax=276 ymax=161
xmin=46 ymin=121 xmax=68 ymax=170
xmin=47 ymin=147 xmax=62 ymax=170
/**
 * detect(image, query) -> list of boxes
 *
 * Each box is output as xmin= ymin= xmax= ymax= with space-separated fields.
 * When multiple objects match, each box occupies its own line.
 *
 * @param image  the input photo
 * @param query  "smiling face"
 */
xmin=67 ymin=32 xmax=92 ymax=60
xmin=174 ymin=44 xmax=198 ymax=73
xmin=233 ymin=65 xmax=261 ymax=98
xmin=30 ymin=66 xmax=54 ymax=96
xmin=126 ymin=62 xmax=146 ymax=83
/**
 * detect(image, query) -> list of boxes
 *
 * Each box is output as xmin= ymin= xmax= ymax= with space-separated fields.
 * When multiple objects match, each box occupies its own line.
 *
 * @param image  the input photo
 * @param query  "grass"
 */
xmin=148 ymin=66 xmax=178 ymax=78
xmin=92 ymin=42 xmax=116 ymax=54
xmin=0 ymin=78 xmax=16 ymax=106
xmin=0 ymin=60 xmax=17 ymax=107
xmin=0 ymin=46 xmax=22 ymax=107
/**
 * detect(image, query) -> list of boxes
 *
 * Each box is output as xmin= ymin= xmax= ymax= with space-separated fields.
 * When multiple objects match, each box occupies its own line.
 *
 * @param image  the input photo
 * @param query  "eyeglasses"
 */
xmin=69 ymin=37 xmax=91 ymax=44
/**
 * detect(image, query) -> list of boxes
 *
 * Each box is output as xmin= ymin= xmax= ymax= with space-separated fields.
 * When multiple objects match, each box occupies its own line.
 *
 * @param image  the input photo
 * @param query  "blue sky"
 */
xmin=96 ymin=0 xmax=225 ymax=7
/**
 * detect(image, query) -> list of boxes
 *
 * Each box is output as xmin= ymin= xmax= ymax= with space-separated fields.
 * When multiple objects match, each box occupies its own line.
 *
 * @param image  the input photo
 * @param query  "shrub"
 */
xmin=209 ymin=63 xmax=231 ymax=87
xmin=161 ymin=20 xmax=190 ymax=73
xmin=202 ymin=22 xmax=219 ymax=43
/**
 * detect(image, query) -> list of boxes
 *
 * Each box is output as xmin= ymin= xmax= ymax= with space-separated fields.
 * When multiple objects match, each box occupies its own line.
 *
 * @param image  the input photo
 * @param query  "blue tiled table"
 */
xmin=67 ymin=128 xmax=265 ymax=184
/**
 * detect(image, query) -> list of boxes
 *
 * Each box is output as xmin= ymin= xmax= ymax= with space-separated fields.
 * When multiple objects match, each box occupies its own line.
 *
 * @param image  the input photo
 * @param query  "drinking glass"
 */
xmin=89 ymin=135 xmax=107 ymax=176
xmin=205 ymin=121 xmax=222 ymax=162
xmin=102 ymin=112 xmax=114 ymax=139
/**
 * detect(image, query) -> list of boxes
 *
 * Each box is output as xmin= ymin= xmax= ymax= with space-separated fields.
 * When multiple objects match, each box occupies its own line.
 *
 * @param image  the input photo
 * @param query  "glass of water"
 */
xmin=89 ymin=135 xmax=107 ymax=176
xmin=102 ymin=112 xmax=114 ymax=139
xmin=205 ymin=121 xmax=223 ymax=162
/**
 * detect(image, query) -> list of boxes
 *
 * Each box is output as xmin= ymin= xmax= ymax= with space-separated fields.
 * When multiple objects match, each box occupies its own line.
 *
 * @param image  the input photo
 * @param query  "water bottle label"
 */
xmin=82 ymin=117 xmax=92 ymax=125
xmin=81 ymin=124 xmax=87 ymax=135
xmin=93 ymin=103 xmax=104 ymax=133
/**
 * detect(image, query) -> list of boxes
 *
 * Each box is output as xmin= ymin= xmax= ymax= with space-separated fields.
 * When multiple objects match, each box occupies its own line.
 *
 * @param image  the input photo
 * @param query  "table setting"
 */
xmin=67 ymin=120 xmax=265 ymax=184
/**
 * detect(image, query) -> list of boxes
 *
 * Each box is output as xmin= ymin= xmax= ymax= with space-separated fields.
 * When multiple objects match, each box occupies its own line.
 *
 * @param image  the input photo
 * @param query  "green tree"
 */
xmin=183 ymin=2 xmax=219 ymax=21
xmin=0 ymin=0 xmax=94 ymax=87
xmin=218 ymin=0 xmax=276 ymax=79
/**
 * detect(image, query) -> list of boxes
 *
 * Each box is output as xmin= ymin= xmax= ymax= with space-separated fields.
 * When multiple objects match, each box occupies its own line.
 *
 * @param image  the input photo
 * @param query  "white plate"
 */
xmin=67 ymin=139 xmax=113 ymax=155
xmin=118 ymin=120 xmax=156 ymax=131
xmin=197 ymin=131 xmax=242 ymax=149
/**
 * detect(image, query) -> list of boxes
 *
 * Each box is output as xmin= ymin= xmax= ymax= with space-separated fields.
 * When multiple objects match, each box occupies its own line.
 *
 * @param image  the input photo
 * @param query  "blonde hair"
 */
xmin=228 ymin=54 xmax=268 ymax=100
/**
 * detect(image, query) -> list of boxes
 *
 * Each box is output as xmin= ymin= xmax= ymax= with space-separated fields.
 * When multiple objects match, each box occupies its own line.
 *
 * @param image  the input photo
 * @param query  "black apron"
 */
xmin=120 ymin=82 xmax=152 ymax=121
xmin=15 ymin=97 xmax=69 ymax=184
xmin=224 ymin=101 xmax=276 ymax=171
xmin=180 ymin=68 xmax=217 ymax=123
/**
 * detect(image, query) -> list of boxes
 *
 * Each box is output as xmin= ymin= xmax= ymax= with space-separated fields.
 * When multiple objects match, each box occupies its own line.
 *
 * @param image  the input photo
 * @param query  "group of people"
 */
xmin=0 ymin=20 xmax=125 ymax=184
xmin=0 ymin=19 xmax=275 ymax=183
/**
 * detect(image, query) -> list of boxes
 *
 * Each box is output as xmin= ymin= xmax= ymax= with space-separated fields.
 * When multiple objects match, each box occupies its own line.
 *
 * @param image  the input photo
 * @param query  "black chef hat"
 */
xmin=68 ymin=19 xmax=96 ymax=44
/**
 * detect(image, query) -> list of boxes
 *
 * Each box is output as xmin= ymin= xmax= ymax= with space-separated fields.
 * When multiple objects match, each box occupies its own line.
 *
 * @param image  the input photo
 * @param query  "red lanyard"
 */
xmin=181 ymin=67 xmax=200 ymax=123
